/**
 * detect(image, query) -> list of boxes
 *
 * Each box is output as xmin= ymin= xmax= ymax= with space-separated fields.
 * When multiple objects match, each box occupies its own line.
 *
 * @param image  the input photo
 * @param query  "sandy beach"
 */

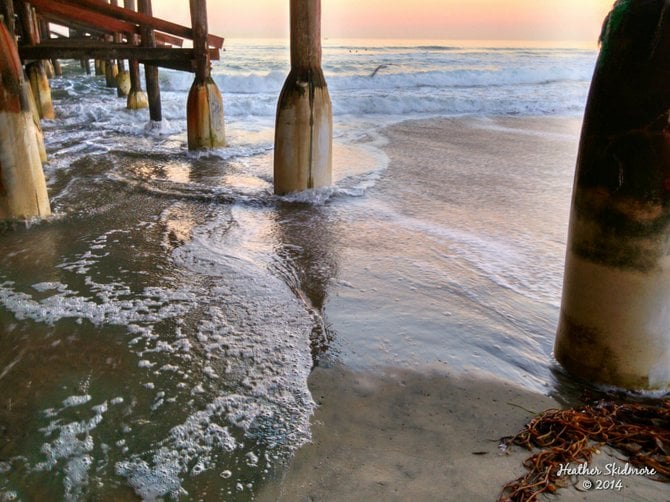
xmin=259 ymin=365 xmax=667 ymax=502
xmin=2 ymin=102 xmax=668 ymax=499
xmin=258 ymin=117 xmax=668 ymax=502
xmin=258 ymin=364 xmax=555 ymax=501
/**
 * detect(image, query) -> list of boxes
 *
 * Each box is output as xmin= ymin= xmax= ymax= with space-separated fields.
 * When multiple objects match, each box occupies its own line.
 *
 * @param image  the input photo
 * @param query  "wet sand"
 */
xmin=259 ymin=364 xmax=554 ymax=501
xmin=259 ymin=364 xmax=666 ymax=501
xmin=260 ymin=117 xmax=668 ymax=501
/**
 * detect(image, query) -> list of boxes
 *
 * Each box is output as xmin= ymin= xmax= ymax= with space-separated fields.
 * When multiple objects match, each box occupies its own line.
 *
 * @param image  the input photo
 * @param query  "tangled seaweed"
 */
xmin=498 ymin=399 xmax=670 ymax=501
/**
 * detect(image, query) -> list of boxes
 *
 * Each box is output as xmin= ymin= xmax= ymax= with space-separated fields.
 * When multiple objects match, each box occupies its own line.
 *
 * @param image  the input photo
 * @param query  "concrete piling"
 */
xmin=273 ymin=0 xmax=332 ymax=195
xmin=126 ymin=58 xmax=148 ymax=109
xmin=555 ymin=0 xmax=670 ymax=391
xmin=127 ymin=59 xmax=148 ymax=109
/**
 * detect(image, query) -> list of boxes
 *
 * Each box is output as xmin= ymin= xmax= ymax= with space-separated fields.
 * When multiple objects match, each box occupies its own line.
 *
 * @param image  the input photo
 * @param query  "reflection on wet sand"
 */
xmin=270 ymin=202 xmax=340 ymax=361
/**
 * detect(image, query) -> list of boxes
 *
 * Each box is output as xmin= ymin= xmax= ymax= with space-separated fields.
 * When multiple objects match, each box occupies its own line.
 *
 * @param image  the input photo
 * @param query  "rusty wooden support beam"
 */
xmin=29 ymin=0 xmax=139 ymax=37
xmin=15 ymin=2 xmax=55 ymax=118
xmin=67 ymin=0 xmax=223 ymax=48
xmin=23 ymin=36 xmax=215 ymax=59
xmin=44 ymin=14 xmax=109 ymax=37
xmin=29 ymin=5 xmax=40 ymax=42
xmin=155 ymin=31 xmax=183 ymax=47
xmin=34 ymin=7 xmax=185 ymax=49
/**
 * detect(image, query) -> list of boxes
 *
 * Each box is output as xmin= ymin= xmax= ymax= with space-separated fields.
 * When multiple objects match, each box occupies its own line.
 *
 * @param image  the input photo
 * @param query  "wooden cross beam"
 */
xmin=28 ymin=0 xmax=139 ymax=37
xmin=19 ymin=43 xmax=220 ymax=69
xmin=48 ymin=0 xmax=223 ymax=48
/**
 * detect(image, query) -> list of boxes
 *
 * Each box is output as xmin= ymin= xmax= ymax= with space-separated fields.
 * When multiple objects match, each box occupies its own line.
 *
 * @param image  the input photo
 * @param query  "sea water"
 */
xmin=0 ymin=40 xmax=596 ymax=499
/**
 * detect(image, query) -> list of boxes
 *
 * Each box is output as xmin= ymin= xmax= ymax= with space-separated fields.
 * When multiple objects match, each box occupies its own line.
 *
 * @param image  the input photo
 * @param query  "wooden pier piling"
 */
xmin=105 ymin=59 xmax=119 ymax=87
xmin=273 ymin=0 xmax=332 ymax=194
xmin=37 ymin=17 xmax=60 ymax=78
xmin=555 ymin=0 xmax=670 ymax=391
xmin=17 ymin=0 xmax=55 ymax=119
xmin=110 ymin=0 xmax=129 ymax=97
xmin=139 ymin=0 xmax=161 ymax=122
xmin=104 ymin=30 xmax=118 ymax=88
xmin=124 ymin=0 xmax=148 ymax=109
xmin=0 ymin=0 xmax=16 ymax=38
xmin=52 ymin=58 xmax=62 ymax=77
xmin=0 ymin=20 xmax=51 ymax=219
xmin=186 ymin=0 xmax=225 ymax=149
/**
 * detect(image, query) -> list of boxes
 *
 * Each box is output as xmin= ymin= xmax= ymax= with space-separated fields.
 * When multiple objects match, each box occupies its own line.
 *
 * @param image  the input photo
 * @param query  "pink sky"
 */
xmin=152 ymin=0 xmax=614 ymax=42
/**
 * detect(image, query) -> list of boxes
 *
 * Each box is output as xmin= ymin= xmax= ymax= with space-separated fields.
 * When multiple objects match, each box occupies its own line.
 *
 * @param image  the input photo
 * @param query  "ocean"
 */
xmin=0 ymin=40 xmax=597 ymax=499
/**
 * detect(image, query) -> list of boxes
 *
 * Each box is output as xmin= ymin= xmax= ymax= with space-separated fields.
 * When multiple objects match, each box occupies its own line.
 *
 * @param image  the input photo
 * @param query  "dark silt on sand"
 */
xmin=260 ymin=118 xmax=669 ymax=502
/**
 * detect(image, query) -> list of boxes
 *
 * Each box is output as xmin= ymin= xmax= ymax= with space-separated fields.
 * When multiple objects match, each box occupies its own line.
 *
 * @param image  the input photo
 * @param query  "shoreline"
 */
xmin=260 ymin=116 xmax=667 ymax=501
xmin=320 ymin=114 xmax=583 ymax=389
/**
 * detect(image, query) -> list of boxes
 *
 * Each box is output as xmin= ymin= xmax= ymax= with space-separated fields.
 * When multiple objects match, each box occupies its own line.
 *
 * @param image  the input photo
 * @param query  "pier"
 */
xmin=0 ymin=0 xmax=333 ymax=216
xmin=0 ymin=0 xmax=228 ymax=219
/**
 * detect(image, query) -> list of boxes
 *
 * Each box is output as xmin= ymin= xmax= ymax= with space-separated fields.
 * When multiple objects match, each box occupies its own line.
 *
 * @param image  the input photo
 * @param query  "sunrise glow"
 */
xmin=152 ymin=0 xmax=614 ymax=43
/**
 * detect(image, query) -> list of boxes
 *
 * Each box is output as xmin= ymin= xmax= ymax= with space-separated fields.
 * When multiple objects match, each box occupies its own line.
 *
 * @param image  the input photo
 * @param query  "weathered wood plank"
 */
xmin=29 ymin=0 xmax=139 ymax=36
xmin=42 ymin=14 xmax=109 ymax=37
xmin=155 ymin=31 xmax=184 ymax=47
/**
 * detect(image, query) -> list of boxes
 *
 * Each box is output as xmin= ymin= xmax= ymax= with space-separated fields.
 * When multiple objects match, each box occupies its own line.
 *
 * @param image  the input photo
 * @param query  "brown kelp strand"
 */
xmin=498 ymin=399 xmax=670 ymax=501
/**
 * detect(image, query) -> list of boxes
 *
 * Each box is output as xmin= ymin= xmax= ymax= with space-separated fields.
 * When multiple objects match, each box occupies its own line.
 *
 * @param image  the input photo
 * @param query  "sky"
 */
xmin=152 ymin=0 xmax=614 ymax=43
